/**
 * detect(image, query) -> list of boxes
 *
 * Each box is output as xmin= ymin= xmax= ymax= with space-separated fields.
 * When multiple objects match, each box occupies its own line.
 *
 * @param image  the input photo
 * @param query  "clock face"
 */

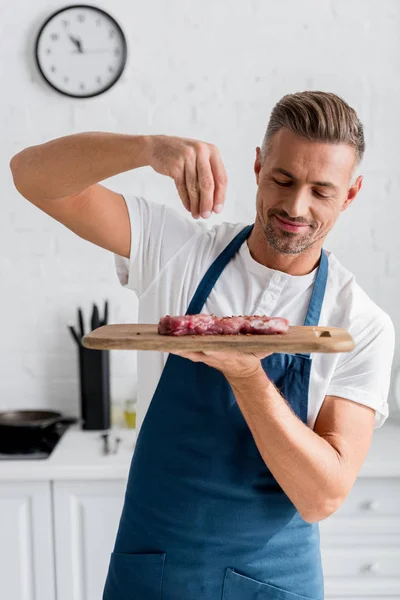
xmin=35 ymin=4 xmax=127 ymax=98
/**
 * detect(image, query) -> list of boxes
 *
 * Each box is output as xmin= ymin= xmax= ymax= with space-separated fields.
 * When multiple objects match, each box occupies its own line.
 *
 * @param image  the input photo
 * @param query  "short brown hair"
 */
xmin=262 ymin=91 xmax=365 ymax=167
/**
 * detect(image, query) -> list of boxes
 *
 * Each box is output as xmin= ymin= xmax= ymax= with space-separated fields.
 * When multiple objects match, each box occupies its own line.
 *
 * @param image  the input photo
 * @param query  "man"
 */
xmin=10 ymin=91 xmax=394 ymax=600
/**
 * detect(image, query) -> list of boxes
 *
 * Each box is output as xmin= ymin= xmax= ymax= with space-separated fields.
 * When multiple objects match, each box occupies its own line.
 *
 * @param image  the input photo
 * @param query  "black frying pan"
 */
xmin=0 ymin=410 xmax=77 ymax=430
xmin=0 ymin=410 xmax=78 ymax=454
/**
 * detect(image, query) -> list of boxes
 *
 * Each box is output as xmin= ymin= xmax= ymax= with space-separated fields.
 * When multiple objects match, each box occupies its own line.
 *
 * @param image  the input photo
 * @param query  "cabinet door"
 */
xmin=320 ymin=476 xmax=400 ymax=597
xmin=0 ymin=481 xmax=55 ymax=600
xmin=53 ymin=480 xmax=126 ymax=600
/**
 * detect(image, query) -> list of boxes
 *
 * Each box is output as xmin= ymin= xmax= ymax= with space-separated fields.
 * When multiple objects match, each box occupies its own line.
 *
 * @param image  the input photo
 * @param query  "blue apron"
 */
xmin=104 ymin=224 xmax=327 ymax=600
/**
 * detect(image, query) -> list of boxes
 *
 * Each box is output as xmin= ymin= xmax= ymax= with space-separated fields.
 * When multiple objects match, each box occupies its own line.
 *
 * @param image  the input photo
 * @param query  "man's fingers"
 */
xmin=196 ymin=155 xmax=215 ymax=218
xmin=210 ymin=151 xmax=227 ymax=213
xmin=174 ymin=175 xmax=191 ymax=212
xmin=251 ymin=352 xmax=272 ymax=359
xmin=176 ymin=143 xmax=226 ymax=220
xmin=184 ymin=157 xmax=200 ymax=219
xmin=170 ymin=350 xmax=203 ymax=362
xmin=150 ymin=137 xmax=226 ymax=219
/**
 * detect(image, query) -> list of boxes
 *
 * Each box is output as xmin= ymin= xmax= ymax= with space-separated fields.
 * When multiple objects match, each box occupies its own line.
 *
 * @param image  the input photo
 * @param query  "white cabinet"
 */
xmin=320 ymin=477 xmax=400 ymax=598
xmin=53 ymin=480 xmax=126 ymax=600
xmin=0 ymin=481 xmax=55 ymax=600
xmin=0 ymin=479 xmax=127 ymax=600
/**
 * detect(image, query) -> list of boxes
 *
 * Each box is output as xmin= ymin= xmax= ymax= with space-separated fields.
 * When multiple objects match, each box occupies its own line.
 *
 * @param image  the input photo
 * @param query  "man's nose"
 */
xmin=280 ymin=188 xmax=310 ymax=220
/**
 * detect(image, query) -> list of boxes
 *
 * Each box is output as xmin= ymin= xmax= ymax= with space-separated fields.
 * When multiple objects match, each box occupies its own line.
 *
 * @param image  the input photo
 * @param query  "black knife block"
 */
xmin=78 ymin=346 xmax=110 ymax=430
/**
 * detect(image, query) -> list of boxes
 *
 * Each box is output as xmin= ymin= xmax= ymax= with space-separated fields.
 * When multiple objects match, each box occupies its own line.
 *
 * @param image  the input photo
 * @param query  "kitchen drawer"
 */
xmin=320 ymin=516 xmax=400 ymax=537
xmin=333 ymin=478 xmax=400 ymax=517
xmin=320 ymin=477 xmax=400 ymax=536
xmin=324 ymin=578 xmax=400 ymax=597
xmin=322 ymin=547 xmax=400 ymax=597
xmin=322 ymin=547 xmax=400 ymax=577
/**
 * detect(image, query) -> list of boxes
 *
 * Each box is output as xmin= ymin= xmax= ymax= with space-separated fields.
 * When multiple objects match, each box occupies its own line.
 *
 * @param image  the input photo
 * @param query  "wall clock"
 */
xmin=35 ymin=4 xmax=127 ymax=98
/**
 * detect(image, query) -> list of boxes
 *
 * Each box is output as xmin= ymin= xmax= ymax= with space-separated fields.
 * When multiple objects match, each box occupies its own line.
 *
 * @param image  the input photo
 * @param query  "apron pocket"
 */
xmin=222 ymin=567 xmax=317 ymax=600
xmin=103 ymin=552 xmax=166 ymax=600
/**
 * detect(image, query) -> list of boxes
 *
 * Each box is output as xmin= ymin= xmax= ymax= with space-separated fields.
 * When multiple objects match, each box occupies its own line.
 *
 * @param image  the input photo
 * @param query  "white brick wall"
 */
xmin=2 ymin=0 xmax=399 ymax=417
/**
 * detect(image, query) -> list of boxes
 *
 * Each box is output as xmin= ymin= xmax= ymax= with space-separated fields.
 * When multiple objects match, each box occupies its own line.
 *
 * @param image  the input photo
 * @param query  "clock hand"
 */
xmin=79 ymin=49 xmax=110 ymax=53
xmin=68 ymin=34 xmax=79 ymax=46
xmin=70 ymin=49 xmax=112 ymax=55
xmin=68 ymin=34 xmax=84 ymax=53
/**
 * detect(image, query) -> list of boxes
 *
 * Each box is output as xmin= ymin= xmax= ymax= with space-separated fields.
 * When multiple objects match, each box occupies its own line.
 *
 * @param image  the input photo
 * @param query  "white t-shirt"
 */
xmin=115 ymin=196 xmax=395 ymax=433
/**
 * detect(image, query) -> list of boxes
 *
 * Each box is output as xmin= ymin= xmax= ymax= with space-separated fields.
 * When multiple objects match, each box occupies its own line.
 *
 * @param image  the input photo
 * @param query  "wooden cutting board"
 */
xmin=82 ymin=324 xmax=355 ymax=354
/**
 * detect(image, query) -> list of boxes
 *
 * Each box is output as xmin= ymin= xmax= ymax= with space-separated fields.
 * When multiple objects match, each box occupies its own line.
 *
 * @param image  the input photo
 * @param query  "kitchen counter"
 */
xmin=0 ymin=427 xmax=136 ymax=481
xmin=0 ymin=420 xmax=398 ymax=482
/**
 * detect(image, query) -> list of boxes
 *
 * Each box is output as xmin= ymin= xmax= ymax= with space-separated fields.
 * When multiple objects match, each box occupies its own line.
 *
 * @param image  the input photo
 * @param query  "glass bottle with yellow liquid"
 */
xmin=124 ymin=398 xmax=137 ymax=429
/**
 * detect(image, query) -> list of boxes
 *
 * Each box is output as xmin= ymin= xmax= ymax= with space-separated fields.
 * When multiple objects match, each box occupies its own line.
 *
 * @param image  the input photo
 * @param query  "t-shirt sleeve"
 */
xmin=326 ymin=312 xmax=395 ymax=428
xmin=114 ymin=195 xmax=203 ymax=296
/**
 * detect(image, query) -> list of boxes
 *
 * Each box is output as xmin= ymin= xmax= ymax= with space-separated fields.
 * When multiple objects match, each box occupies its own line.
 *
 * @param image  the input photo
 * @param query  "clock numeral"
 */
xmin=108 ymin=66 xmax=114 ymax=73
xmin=80 ymin=83 xmax=85 ymax=90
xmin=114 ymin=48 xmax=120 ymax=56
xmin=96 ymin=76 xmax=102 ymax=84
xmin=64 ymin=76 xmax=70 ymax=83
xmin=109 ymin=30 xmax=115 ymax=38
xmin=46 ymin=48 xmax=51 ymax=55
xmin=96 ymin=18 xmax=101 ymax=26
xmin=50 ymin=33 xmax=59 ymax=41
xmin=62 ymin=20 xmax=70 ymax=27
xmin=77 ymin=14 xmax=85 ymax=23
xmin=50 ymin=65 xmax=56 ymax=73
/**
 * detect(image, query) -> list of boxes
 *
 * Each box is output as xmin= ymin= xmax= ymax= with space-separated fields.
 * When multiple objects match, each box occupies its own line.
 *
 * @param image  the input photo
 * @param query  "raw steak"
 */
xmin=158 ymin=314 xmax=289 ymax=336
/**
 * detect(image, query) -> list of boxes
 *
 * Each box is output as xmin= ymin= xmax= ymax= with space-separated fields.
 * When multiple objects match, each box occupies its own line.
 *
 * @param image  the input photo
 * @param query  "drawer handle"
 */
xmin=361 ymin=562 xmax=381 ymax=575
xmin=361 ymin=500 xmax=381 ymax=511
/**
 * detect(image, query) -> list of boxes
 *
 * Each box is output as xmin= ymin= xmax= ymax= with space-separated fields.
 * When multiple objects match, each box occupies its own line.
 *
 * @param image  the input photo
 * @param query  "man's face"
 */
xmin=254 ymin=128 xmax=362 ymax=255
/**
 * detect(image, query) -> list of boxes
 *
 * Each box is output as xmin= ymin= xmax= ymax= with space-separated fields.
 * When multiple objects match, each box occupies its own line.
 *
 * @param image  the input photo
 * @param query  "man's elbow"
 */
xmin=10 ymin=153 xmax=27 ymax=197
xmin=299 ymin=494 xmax=345 ymax=524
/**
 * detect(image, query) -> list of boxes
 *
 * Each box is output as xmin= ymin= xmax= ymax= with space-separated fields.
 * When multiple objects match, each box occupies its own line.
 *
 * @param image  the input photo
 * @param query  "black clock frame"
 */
xmin=34 ymin=4 xmax=128 ymax=99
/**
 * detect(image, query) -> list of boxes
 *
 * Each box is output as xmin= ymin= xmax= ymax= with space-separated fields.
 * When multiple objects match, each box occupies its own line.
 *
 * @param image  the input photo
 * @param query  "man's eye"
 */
xmin=273 ymin=178 xmax=291 ymax=187
xmin=273 ymin=178 xmax=330 ymax=199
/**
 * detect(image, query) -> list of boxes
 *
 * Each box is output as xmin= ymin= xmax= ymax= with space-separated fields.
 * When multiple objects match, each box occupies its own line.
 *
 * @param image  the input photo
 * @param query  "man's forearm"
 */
xmin=227 ymin=367 xmax=345 ymax=522
xmin=10 ymin=132 xmax=152 ymax=202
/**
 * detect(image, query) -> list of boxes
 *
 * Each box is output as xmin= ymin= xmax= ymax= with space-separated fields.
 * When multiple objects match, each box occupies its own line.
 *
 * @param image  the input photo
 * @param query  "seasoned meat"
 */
xmin=158 ymin=314 xmax=289 ymax=336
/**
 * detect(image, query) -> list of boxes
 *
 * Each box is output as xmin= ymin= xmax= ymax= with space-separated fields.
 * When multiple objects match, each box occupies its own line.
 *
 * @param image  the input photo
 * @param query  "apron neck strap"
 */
xmin=303 ymin=249 xmax=328 ymax=327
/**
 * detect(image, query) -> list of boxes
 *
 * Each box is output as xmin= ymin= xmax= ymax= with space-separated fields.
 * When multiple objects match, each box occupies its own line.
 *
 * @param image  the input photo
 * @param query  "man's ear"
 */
xmin=342 ymin=175 xmax=363 ymax=212
xmin=254 ymin=147 xmax=262 ymax=186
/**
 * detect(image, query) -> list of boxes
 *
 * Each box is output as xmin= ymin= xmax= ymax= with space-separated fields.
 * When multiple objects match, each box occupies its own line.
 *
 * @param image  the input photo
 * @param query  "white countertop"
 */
xmin=0 ymin=420 xmax=398 ymax=482
xmin=0 ymin=427 xmax=136 ymax=481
